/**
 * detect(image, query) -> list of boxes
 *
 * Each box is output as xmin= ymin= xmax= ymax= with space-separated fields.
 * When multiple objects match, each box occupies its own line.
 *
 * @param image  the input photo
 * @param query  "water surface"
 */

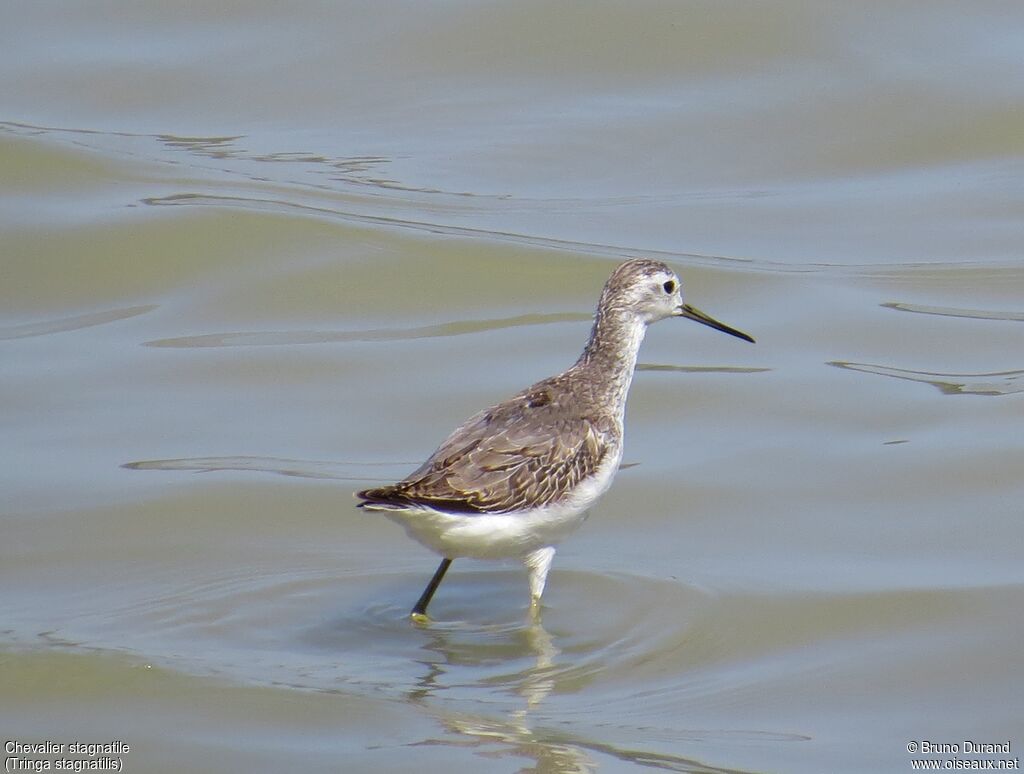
xmin=3 ymin=3 xmax=1023 ymax=772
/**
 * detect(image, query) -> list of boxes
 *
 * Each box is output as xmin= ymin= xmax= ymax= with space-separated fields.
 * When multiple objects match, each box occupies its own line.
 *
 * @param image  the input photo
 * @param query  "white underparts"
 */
xmin=371 ymin=441 xmax=624 ymax=561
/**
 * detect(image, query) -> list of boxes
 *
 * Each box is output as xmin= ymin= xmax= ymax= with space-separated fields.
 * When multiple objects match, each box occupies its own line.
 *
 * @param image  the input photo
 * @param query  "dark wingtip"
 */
xmin=354 ymin=487 xmax=388 ymax=508
xmin=355 ymin=486 xmax=417 ymax=510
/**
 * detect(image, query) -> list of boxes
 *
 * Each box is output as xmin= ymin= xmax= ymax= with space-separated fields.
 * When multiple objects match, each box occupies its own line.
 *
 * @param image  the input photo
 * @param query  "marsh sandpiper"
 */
xmin=357 ymin=258 xmax=753 ymax=620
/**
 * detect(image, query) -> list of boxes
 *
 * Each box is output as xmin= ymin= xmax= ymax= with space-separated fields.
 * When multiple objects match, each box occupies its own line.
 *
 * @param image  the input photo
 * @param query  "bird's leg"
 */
xmin=523 ymin=547 xmax=556 ymax=613
xmin=410 ymin=558 xmax=452 ymax=622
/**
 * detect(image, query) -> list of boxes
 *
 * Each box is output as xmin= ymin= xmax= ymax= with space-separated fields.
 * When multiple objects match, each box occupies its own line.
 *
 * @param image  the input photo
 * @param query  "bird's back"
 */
xmin=357 ymin=366 xmax=620 ymax=515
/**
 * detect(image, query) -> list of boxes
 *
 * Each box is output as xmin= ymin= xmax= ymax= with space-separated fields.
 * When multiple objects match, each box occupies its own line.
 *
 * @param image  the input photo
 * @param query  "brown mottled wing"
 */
xmin=357 ymin=390 xmax=613 ymax=513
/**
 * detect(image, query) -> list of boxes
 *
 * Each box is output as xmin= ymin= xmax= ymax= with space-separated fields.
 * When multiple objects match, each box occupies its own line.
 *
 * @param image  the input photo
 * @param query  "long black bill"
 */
xmin=678 ymin=303 xmax=755 ymax=343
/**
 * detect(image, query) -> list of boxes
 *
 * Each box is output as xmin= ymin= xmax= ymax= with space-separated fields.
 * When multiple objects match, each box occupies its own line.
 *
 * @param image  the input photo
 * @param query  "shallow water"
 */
xmin=3 ymin=3 xmax=1023 ymax=773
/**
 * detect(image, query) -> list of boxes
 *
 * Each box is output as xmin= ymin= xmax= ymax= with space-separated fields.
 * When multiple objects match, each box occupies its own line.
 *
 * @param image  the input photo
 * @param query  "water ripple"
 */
xmin=882 ymin=301 xmax=1024 ymax=323
xmin=829 ymin=361 xmax=1024 ymax=396
xmin=0 ymin=305 xmax=156 ymax=341
xmin=143 ymin=313 xmax=584 ymax=348
xmin=142 ymin=191 xmax=761 ymax=272
xmin=122 ymin=455 xmax=411 ymax=481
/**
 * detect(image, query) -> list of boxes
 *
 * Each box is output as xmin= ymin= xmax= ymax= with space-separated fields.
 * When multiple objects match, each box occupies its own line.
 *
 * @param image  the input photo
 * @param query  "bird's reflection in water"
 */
xmin=406 ymin=613 xmax=558 ymax=708
xmin=401 ymin=615 xmax=760 ymax=774
xmin=406 ymin=615 xmax=593 ymax=773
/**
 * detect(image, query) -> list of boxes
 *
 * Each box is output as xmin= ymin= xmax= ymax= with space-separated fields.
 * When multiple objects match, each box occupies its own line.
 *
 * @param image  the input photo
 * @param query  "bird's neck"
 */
xmin=574 ymin=309 xmax=648 ymax=417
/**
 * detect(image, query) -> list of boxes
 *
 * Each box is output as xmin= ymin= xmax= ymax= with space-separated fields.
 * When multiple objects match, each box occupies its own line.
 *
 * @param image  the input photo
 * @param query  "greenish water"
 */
xmin=3 ymin=3 xmax=1023 ymax=772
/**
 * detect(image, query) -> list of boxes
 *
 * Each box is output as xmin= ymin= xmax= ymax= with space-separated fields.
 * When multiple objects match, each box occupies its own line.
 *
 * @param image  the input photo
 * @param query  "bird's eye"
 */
xmin=662 ymin=280 xmax=676 ymax=294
